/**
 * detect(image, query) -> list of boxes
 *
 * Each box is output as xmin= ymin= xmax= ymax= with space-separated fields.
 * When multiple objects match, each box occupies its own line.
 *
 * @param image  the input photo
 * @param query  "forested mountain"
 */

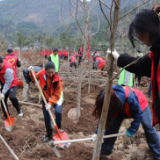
xmin=0 ymin=0 xmax=154 ymax=40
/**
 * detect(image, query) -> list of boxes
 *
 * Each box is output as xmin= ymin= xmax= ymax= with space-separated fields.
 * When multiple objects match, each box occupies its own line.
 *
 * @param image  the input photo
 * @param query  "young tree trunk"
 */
xmin=88 ymin=35 xmax=91 ymax=94
xmin=92 ymin=1 xmax=121 ymax=159
xmin=76 ymin=20 xmax=88 ymax=121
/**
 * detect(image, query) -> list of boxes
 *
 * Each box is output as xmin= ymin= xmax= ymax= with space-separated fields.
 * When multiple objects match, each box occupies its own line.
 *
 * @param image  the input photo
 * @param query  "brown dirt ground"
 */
xmin=0 ymin=55 xmax=155 ymax=160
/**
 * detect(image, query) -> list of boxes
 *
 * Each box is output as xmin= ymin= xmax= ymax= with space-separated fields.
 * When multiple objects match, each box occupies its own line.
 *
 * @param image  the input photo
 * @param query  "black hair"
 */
xmin=82 ymin=44 xmax=84 ymax=46
xmin=53 ymin=48 xmax=58 ymax=52
xmin=45 ymin=62 xmax=55 ymax=71
xmin=128 ymin=8 xmax=160 ymax=47
xmin=7 ymin=49 xmax=13 ymax=53
xmin=0 ymin=56 xmax=3 ymax=63
xmin=92 ymin=89 xmax=121 ymax=129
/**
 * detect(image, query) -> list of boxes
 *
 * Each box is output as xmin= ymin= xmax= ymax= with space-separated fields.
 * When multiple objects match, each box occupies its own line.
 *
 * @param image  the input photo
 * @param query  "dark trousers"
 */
xmin=78 ymin=56 xmax=82 ymax=66
xmin=135 ymin=75 xmax=141 ymax=86
xmin=64 ymin=56 xmax=68 ymax=60
xmin=70 ymin=62 xmax=77 ymax=69
xmin=1 ymin=86 xmax=20 ymax=118
xmin=148 ymin=83 xmax=152 ymax=97
xmin=42 ymin=101 xmax=62 ymax=129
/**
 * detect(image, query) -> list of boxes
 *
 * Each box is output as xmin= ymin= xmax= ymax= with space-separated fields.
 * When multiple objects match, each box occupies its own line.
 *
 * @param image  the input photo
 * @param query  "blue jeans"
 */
xmin=42 ymin=101 xmax=62 ymax=129
xmin=96 ymin=107 xmax=160 ymax=159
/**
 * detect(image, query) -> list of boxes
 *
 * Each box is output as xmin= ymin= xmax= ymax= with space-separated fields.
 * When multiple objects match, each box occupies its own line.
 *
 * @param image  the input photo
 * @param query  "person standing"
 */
xmin=118 ymin=69 xmax=133 ymax=87
xmin=21 ymin=66 xmax=42 ymax=102
xmin=107 ymin=6 xmax=160 ymax=127
xmin=78 ymin=44 xmax=84 ymax=66
xmin=48 ymin=48 xmax=59 ymax=73
xmin=0 ymin=56 xmax=23 ymax=118
xmin=5 ymin=49 xmax=21 ymax=74
xmin=28 ymin=62 xmax=63 ymax=143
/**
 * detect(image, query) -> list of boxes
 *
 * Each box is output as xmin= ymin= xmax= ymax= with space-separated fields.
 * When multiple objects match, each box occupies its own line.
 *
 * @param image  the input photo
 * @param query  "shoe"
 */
xmin=23 ymin=100 xmax=28 ymax=102
xmin=29 ymin=97 xmax=37 ymax=100
xmin=100 ymin=152 xmax=112 ymax=160
xmin=42 ymin=128 xmax=53 ymax=143
xmin=18 ymin=109 xmax=23 ymax=116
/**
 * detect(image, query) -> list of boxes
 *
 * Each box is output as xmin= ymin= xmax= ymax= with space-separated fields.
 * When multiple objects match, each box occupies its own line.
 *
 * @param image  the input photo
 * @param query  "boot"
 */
xmin=42 ymin=128 xmax=53 ymax=143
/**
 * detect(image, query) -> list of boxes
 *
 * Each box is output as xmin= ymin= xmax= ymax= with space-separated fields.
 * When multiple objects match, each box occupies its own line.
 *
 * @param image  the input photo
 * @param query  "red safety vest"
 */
xmin=92 ymin=52 xmax=99 ymax=60
xmin=39 ymin=69 xmax=62 ymax=94
xmin=63 ymin=51 xmax=68 ymax=57
xmin=79 ymin=47 xmax=83 ymax=57
xmin=149 ymin=51 xmax=160 ymax=126
xmin=96 ymin=57 xmax=105 ymax=68
xmin=5 ymin=54 xmax=18 ymax=74
xmin=70 ymin=56 xmax=77 ymax=65
xmin=0 ymin=60 xmax=18 ymax=87
xmin=122 ymin=87 xmax=148 ymax=117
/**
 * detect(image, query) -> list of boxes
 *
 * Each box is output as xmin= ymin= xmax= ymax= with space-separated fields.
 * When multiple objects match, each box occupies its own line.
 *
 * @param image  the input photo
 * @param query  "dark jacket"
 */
xmin=23 ymin=66 xmax=41 ymax=84
xmin=117 ymin=36 xmax=160 ymax=126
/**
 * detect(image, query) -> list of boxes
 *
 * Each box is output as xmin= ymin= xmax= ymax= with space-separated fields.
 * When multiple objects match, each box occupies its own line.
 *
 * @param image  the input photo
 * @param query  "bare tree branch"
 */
xmin=119 ymin=0 xmax=151 ymax=20
xmin=0 ymin=13 xmax=17 ymax=48
xmin=100 ymin=0 xmax=111 ymax=10
xmin=98 ymin=0 xmax=111 ymax=26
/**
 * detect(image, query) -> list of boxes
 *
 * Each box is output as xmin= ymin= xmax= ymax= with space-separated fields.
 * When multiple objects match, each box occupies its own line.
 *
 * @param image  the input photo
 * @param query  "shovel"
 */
xmin=0 ymin=92 xmax=14 ymax=132
xmin=51 ymin=132 xmax=125 ymax=145
xmin=0 ymin=134 xmax=19 ymax=160
xmin=30 ymin=69 xmax=70 ymax=147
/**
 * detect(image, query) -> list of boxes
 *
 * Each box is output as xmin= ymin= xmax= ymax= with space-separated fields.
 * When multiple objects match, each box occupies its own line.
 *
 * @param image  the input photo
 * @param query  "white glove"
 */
xmin=92 ymin=134 xmax=97 ymax=142
xmin=0 ymin=94 xmax=4 ymax=100
xmin=28 ymin=66 xmax=34 ymax=72
xmin=46 ymin=104 xmax=52 ymax=110
xmin=107 ymin=49 xmax=119 ymax=61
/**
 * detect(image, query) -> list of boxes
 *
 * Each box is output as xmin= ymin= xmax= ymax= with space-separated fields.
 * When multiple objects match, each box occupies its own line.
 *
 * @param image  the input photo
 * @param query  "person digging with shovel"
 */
xmin=28 ymin=62 xmax=64 ymax=143
xmin=0 ymin=56 xmax=23 ymax=119
xmin=92 ymin=85 xmax=160 ymax=160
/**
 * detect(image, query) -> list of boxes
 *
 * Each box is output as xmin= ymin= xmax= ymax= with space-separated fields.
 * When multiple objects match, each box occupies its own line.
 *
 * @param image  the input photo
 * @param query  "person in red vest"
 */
xmin=63 ymin=50 xmax=68 ymax=60
xmin=69 ymin=55 xmax=77 ymax=72
xmin=28 ymin=62 xmax=63 ymax=143
xmin=78 ymin=44 xmax=84 ymax=66
xmin=0 ymin=56 xmax=23 ymax=119
xmin=95 ymin=56 xmax=106 ymax=75
xmin=92 ymin=85 xmax=160 ymax=159
xmin=107 ymin=6 xmax=160 ymax=128
xmin=5 ymin=49 xmax=21 ymax=75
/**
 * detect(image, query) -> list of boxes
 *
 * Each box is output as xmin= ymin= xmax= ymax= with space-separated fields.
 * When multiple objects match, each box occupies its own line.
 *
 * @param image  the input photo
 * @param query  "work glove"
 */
xmin=46 ymin=104 xmax=52 ymax=111
xmin=0 ymin=94 xmax=4 ymax=100
xmin=126 ymin=130 xmax=134 ymax=137
xmin=107 ymin=49 xmax=119 ymax=61
xmin=92 ymin=134 xmax=97 ymax=142
xmin=28 ymin=66 xmax=34 ymax=72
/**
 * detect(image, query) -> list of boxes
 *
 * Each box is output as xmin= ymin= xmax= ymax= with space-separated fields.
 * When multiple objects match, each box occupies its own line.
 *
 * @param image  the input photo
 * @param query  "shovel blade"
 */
xmin=4 ymin=117 xmax=14 ymax=132
xmin=53 ymin=131 xmax=70 ymax=148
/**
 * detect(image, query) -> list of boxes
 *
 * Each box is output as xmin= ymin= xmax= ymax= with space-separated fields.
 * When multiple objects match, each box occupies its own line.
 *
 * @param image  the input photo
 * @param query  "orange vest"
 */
xmin=39 ymin=69 xmax=62 ymax=94
xmin=0 ymin=60 xmax=18 ymax=87
xmin=122 ymin=87 xmax=148 ymax=117
xmin=5 ymin=54 xmax=18 ymax=74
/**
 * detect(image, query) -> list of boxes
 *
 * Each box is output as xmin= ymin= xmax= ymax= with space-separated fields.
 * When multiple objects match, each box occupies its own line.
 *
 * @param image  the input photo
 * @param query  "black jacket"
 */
xmin=117 ymin=36 xmax=160 ymax=126
xmin=23 ymin=66 xmax=42 ymax=84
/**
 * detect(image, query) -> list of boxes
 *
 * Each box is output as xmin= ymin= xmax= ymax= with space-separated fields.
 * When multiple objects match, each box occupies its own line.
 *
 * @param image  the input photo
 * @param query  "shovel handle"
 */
xmin=52 ymin=133 xmax=125 ymax=145
xmin=0 ymin=134 xmax=19 ymax=160
xmin=30 ymin=69 xmax=57 ymax=127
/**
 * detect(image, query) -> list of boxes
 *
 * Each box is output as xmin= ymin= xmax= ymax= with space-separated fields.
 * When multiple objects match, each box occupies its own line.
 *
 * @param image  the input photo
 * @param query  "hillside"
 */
xmin=0 ymin=0 xmax=153 ymax=37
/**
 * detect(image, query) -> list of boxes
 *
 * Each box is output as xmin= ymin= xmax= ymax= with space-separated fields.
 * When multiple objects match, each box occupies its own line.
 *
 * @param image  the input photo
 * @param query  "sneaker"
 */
xmin=18 ymin=110 xmax=23 ymax=116
xmin=23 ymin=100 xmax=28 ymax=102
xmin=100 ymin=152 xmax=112 ymax=160
xmin=29 ymin=97 xmax=37 ymax=100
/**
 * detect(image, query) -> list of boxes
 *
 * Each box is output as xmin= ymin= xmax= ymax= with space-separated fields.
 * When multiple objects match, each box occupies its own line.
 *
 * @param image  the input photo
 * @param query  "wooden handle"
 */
xmin=0 ymin=135 xmax=19 ymax=160
xmin=0 ymin=91 xmax=8 ymax=113
xmin=30 ymin=69 xmax=57 ymax=127
xmin=52 ymin=133 xmax=125 ymax=145
xmin=19 ymin=101 xmax=41 ymax=108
